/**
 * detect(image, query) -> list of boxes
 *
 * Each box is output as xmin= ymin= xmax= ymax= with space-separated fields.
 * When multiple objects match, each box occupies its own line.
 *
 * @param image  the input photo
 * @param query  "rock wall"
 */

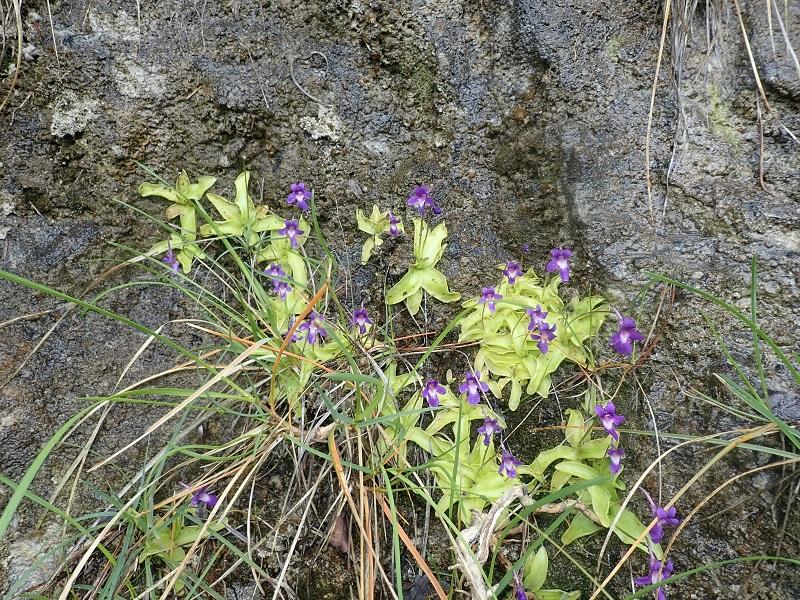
xmin=1 ymin=0 xmax=798 ymax=597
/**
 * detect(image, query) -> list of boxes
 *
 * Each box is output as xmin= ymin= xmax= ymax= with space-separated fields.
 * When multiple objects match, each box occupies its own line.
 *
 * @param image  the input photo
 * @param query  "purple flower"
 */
xmin=498 ymin=449 xmax=522 ymax=478
xmin=286 ymin=182 xmax=311 ymax=212
xmin=190 ymin=487 xmax=219 ymax=509
xmin=459 ymin=370 xmax=489 ymax=405
xmin=352 ymin=306 xmax=373 ymax=334
xmin=298 ymin=311 xmax=328 ymax=344
xmin=479 ymin=287 xmax=503 ymax=312
xmin=163 ymin=244 xmax=179 ymax=273
xmin=530 ymin=322 xmax=556 ymax=354
xmin=503 ymin=261 xmax=523 ymax=285
xmin=285 ymin=316 xmax=299 ymax=342
xmin=273 ymin=281 xmax=292 ymax=300
xmin=389 ymin=212 xmax=402 ymax=237
xmin=546 ymin=247 xmax=572 ymax=283
xmin=513 ymin=570 xmax=527 ymax=600
xmin=607 ymin=445 xmax=625 ymax=475
xmin=634 ymin=555 xmax=674 ymax=600
xmin=521 ymin=243 xmax=531 ymax=253
xmin=422 ymin=379 xmax=446 ymax=407
xmin=265 ymin=263 xmax=286 ymax=279
xmin=406 ymin=185 xmax=441 ymax=216
xmin=477 ymin=417 xmax=502 ymax=446
xmin=594 ymin=402 xmax=625 ymax=441
xmin=642 ymin=490 xmax=680 ymax=544
xmin=278 ymin=219 xmax=304 ymax=248
xmin=265 ymin=263 xmax=291 ymax=298
xmin=526 ymin=305 xmax=548 ymax=331
xmin=656 ymin=506 xmax=680 ymax=529
xmin=610 ymin=316 xmax=645 ymax=356
xmin=406 ymin=185 xmax=431 ymax=213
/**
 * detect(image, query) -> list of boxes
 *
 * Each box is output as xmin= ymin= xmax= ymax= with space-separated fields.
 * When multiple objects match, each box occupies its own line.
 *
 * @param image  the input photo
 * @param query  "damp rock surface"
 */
xmin=1 ymin=0 xmax=798 ymax=597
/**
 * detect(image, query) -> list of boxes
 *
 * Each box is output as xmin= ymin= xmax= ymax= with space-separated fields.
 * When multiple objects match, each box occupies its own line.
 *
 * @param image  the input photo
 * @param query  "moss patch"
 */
xmin=708 ymin=84 xmax=740 ymax=145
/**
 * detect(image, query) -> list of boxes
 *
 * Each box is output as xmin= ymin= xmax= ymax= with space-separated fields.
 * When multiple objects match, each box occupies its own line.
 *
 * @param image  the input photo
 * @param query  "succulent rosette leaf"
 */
xmin=460 ymin=272 xmax=608 ymax=408
xmin=147 ymin=233 xmax=205 ymax=274
xmin=356 ymin=204 xmax=394 ymax=264
xmin=386 ymin=218 xmax=460 ymax=315
xmin=200 ymin=171 xmax=274 ymax=246
xmin=139 ymin=171 xmax=217 ymax=272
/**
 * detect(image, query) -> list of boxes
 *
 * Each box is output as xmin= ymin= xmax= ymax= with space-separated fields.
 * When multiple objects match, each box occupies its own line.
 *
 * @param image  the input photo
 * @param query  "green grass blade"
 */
xmin=646 ymin=272 xmax=800 ymax=384
xmin=382 ymin=467 xmax=405 ymax=600
xmin=0 ymin=402 xmax=103 ymax=541
xmin=750 ymin=257 xmax=769 ymax=400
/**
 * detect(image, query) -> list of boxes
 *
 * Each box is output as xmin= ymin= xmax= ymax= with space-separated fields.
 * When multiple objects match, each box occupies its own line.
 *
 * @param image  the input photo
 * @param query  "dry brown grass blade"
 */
xmin=0 ymin=304 xmax=71 ymax=392
xmin=732 ymin=0 xmax=797 ymax=142
xmin=645 ymin=0 xmax=672 ymax=222
xmin=593 ymin=422 xmax=771 ymax=573
xmin=186 ymin=321 xmax=336 ymax=373
xmin=0 ymin=253 xmax=187 ymax=393
xmin=0 ymin=308 xmax=57 ymax=327
xmin=329 ymin=429 xmax=387 ymax=600
xmin=375 ymin=493 xmax=448 ymax=600
xmin=767 ymin=0 xmax=776 ymax=54
xmin=143 ymin=431 xmax=286 ymax=598
xmin=45 ymin=0 xmax=59 ymax=66
xmin=42 ymin=404 xmax=112 ymax=535
xmin=88 ymin=337 xmax=270 ymax=472
xmin=589 ymin=424 xmax=775 ymax=599
xmin=769 ymin=0 xmax=800 ymax=80
xmin=115 ymin=324 xmax=165 ymax=389
xmin=359 ymin=437 xmax=376 ymax=600
xmin=57 ymin=491 xmax=143 ymax=600
xmin=0 ymin=0 xmax=22 ymax=115
xmin=663 ymin=456 xmax=800 ymax=560
xmin=158 ymin=448 xmax=270 ymax=600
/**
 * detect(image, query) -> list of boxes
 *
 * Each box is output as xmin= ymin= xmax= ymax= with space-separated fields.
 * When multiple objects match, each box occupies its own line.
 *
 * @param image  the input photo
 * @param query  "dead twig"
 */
xmin=756 ymin=94 xmax=767 ymax=191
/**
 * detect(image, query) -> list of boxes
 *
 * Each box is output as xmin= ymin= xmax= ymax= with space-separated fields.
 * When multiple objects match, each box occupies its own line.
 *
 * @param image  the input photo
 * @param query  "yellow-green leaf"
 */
xmin=523 ymin=546 xmax=548 ymax=592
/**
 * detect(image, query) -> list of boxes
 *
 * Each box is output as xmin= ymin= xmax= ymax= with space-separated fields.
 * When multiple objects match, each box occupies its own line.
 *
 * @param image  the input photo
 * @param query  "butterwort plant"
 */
xmin=526 ymin=408 xmax=658 ymax=556
xmin=641 ymin=489 xmax=680 ymax=544
xmin=286 ymin=181 xmax=312 ymax=212
xmin=198 ymin=171 xmax=274 ymax=246
xmin=594 ymin=402 xmax=625 ymax=441
xmin=126 ymin=170 xmax=668 ymax=598
xmin=477 ymin=417 xmax=502 ymax=446
xmin=406 ymin=185 xmax=442 ymax=216
xmin=385 ymin=217 xmax=460 ymax=315
xmin=138 ymin=171 xmax=213 ymax=273
xmin=351 ymin=306 xmax=373 ymax=335
xmin=388 ymin=369 xmax=520 ymax=523
xmin=459 ymin=370 xmax=489 ymax=405
xmin=357 ymin=204 xmax=401 ymax=264
xmin=635 ymin=555 xmax=674 ymax=600
xmin=509 ymin=545 xmax=581 ymax=600
xmin=546 ymin=247 xmax=572 ymax=283
xmin=422 ymin=379 xmax=447 ymax=407
xmin=459 ymin=250 xmax=608 ymax=410
xmin=479 ymin=286 xmax=503 ymax=312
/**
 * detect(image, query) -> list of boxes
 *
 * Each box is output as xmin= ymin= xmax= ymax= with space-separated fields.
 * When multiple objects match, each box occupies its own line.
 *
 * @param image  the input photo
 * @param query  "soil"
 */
xmin=1 ymin=0 xmax=798 ymax=598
